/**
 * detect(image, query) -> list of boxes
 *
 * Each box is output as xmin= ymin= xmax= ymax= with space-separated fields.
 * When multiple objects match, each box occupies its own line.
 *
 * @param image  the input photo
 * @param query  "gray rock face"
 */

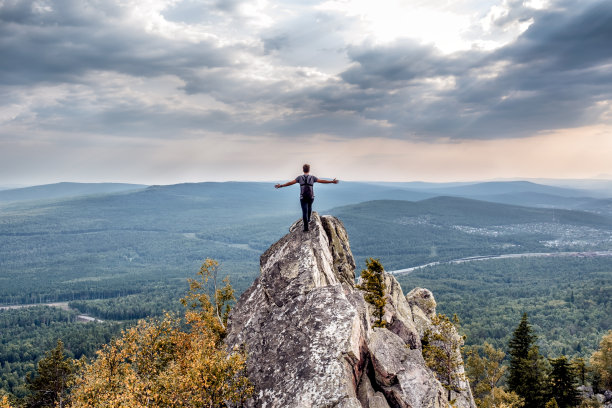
xmin=226 ymin=213 xmax=475 ymax=408
xmin=368 ymin=329 xmax=446 ymax=408
xmin=406 ymin=287 xmax=474 ymax=408
xmin=406 ymin=288 xmax=437 ymax=338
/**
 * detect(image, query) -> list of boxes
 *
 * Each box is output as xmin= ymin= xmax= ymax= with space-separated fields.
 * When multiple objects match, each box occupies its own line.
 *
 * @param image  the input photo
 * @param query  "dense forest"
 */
xmin=0 ymin=307 xmax=125 ymax=397
xmin=396 ymin=256 xmax=612 ymax=358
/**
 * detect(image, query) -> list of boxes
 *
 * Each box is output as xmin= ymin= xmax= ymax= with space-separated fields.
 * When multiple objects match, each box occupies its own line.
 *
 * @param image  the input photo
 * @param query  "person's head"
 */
xmin=303 ymin=164 xmax=310 ymax=173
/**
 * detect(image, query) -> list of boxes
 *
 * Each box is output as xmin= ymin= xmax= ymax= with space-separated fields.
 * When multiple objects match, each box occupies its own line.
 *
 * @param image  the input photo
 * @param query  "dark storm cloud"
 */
xmin=161 ymin=0 xmax=250 ymax=23
xmin=341 ymin=41 xmax=475 ymax=89
xmin=459 ymin=0 xmax=612 ymax=137
xmin=498 ymin=1 xmax=612 ymax=69
xmin=333 ymin=0 xmax=612 ymax=139
xmin=0 ymin=0 xmax=237 ymax=86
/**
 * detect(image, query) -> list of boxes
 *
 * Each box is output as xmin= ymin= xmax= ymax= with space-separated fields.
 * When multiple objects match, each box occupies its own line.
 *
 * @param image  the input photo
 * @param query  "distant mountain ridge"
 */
xmin=332 ymin=196 xmax=612 ymax=228
xmin=0 ymin=182 xmax=148 ymax=203
xmin=423 ymin=180 xmax=589 ymax=198
xmin=3 ymin=178 xmax=611 ymax=210
xmin=365 ymin=180 xmax=612 ymax=211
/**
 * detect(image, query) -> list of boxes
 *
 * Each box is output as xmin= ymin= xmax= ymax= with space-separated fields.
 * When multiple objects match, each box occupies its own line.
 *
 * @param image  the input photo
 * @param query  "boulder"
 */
xmin=406 ymin=287 xmax=437 ymax=337
xmin=368 ymin=329 xmax=446 ymax=408
xmin=383 ymin=274 xmax=420 ymax=349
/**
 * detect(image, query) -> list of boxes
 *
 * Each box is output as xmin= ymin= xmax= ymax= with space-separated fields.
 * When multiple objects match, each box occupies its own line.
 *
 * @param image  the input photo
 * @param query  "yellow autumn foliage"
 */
xmin=465 ymin=342 xmax=524 ymax=408
xmin=591 ymin=329 xmax=612 ymax=390
xmin=0 ymin=395 xmax=13 ymax=408
xmin=70 ymin=259 xmax=252 ymax=408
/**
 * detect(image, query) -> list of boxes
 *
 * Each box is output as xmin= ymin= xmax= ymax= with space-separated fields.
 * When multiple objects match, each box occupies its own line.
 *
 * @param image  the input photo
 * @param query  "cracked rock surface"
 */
xmin=225 ymin=213 xmax=475 ymax=408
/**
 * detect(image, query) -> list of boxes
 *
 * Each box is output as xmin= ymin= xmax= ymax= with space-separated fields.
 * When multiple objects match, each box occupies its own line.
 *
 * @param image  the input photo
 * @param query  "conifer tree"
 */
xmin=508 ymin=313 xmax=536 ymax=386
xmin=571 ymin=357 xmax=587 ymax=386
xmin=507 ymin=313 xmax=547 ymax=408
xmin=545 ymin=398 xmax=559 ymax=408
xmin=25 ymin=339 xmax=75 ymax=408
xmin=422 ymin=313 xmax=466 ymax=402
xmin=548 ymin=356 xmax=579 ymax=408
xmin=356 ymin=258 xmax=387 ymax=328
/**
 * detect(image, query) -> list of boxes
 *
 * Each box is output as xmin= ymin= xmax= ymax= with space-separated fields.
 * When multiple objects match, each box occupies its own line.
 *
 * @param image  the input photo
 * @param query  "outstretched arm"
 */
xmin=275 ymin=179 xmax=298 ymax=189
xmin=316 ymin=178 xmax=339 ymax=184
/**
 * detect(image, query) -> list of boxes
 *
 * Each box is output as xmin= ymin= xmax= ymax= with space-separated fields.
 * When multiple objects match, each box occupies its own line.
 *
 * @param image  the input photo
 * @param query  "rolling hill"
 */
xmin=372 ymin=180 xmax=612 ymax=210
xmin=421 ymin=180 xmax=589 ymax=197
xmin=328 ymin=197 xmax=612 ymax=269
xmin=0 ymin=182 xmax=148 ymax=203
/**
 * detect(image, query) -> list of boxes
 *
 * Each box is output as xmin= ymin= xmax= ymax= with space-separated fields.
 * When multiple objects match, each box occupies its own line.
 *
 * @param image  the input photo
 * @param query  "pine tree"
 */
xmin=508 ymin=313 xmax=536 ymax=388
xmin=422 ymin=314 xmax=466 ymax=402
xmin=548 ymin=356 xmax=579 ymax=408
xmin=571 ymin=357 xmax=587 ymax=386
xmin=356 ymin=258 xmax=387 ymax=328
xmin=25 ymin=339 xmax=75 ymax=408
xmin=545 ymin=398 xmax=559 ymax=408
xmin=507 ymin=313 xmax=547 ymax=408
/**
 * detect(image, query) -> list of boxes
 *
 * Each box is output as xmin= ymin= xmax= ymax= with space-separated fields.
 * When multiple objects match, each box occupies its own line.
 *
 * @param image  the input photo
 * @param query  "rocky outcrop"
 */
xmin=226 ymin=213 xmax=475 ymax=408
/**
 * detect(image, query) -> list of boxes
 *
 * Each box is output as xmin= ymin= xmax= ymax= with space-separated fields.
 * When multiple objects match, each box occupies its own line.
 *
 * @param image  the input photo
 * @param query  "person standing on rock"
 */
xmin=275 ymin=164 xmax=339 ymax=232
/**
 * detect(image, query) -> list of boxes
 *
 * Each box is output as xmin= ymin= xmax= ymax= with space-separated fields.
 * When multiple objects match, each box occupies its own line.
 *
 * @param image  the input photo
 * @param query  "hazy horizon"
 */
xmin=3 ymin=176 xmax=612 ymax=192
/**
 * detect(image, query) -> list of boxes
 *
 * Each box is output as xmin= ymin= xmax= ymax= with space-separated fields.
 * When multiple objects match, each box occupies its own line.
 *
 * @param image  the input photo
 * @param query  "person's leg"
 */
xmin=300 ymin=199 xmax=309 ymax=231
xmin=307 ymin=199 xmax=313 ymax=223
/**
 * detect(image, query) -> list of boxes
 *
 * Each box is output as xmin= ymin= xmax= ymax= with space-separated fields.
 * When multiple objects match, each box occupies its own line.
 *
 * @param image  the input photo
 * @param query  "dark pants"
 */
xmin=300 ymin=198 xmax=314 ymax=230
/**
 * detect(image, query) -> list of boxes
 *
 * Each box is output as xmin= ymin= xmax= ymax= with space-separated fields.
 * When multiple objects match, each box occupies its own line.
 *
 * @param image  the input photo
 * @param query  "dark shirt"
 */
xmin=295 ymin=174 xmax=318 ymax=199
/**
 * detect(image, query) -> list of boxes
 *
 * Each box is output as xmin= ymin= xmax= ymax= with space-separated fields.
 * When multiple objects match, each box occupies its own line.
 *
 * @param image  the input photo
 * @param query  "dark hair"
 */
xmin=303 ymin=164 xmax=310 ymax=173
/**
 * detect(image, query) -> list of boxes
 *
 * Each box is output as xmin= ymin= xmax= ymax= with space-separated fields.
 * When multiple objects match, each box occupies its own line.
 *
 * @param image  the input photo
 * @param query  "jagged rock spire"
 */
xmin=226 ymin=213 xmax=475 ymax=408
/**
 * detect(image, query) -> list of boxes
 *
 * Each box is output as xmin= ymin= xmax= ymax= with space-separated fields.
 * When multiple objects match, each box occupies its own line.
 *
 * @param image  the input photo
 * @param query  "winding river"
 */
xmin=389 ymin=250 xmax=612 ymax=275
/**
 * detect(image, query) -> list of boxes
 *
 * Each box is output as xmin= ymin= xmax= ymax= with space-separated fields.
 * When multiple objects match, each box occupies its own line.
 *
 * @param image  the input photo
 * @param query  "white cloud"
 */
xmin=317 ymin=0 xmax=476 ymax=52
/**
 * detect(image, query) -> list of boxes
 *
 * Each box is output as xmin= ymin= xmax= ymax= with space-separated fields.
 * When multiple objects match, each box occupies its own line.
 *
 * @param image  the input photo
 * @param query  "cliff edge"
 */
xmin=226 ymin=213 xmax=475 ymax=408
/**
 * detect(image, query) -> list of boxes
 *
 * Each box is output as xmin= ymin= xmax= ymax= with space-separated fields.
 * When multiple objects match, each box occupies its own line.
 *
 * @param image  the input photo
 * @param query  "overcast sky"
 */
xmin=1 ymin=0 xmax=612 ymax=185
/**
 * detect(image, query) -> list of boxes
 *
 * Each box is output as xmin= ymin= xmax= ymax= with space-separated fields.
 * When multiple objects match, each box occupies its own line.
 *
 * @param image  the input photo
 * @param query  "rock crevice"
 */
xmin=226 ymin=213 xmax=475 ymax=408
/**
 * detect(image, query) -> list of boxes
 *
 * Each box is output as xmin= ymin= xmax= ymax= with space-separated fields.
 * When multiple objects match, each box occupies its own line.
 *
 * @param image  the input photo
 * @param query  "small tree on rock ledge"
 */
xmin=422 ymin=313 xmax=466 ymax=402
xmin=356 ymin=258 xmax=387 ymax=328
